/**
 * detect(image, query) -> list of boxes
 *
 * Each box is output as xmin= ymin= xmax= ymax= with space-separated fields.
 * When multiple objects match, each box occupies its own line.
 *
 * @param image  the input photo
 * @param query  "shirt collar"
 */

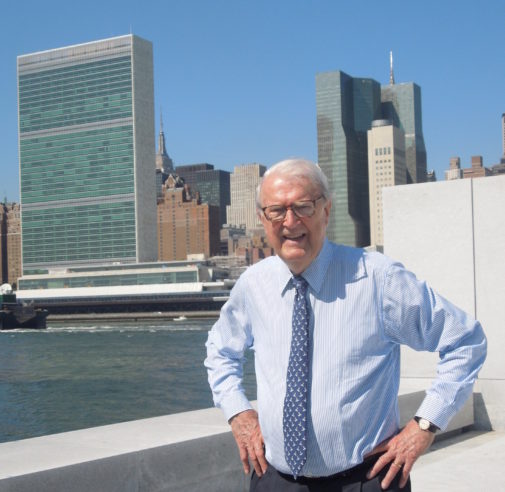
xmin=277 ymin=238 xmax=367 ymax=295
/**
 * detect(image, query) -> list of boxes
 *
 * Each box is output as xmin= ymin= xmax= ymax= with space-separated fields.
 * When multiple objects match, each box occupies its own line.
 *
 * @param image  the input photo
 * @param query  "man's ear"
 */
xmin=323 ymin=199 xmax=332 ymax=224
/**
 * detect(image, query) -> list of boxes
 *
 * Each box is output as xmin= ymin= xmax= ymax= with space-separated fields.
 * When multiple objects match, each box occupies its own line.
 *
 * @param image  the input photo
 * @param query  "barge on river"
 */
xmin=0 ymin=284 xmax=48 ymax=330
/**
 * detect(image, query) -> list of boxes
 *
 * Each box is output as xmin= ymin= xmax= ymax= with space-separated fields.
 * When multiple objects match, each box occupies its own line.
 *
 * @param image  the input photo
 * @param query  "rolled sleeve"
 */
xmin=382 ymin=263 xmax=487 ymax=430
xmin=204 ymin=275 xmax=254 ymax=420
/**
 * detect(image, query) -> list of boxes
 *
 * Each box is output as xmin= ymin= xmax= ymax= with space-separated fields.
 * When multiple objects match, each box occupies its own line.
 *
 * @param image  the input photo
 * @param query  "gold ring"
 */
xmin=391 ymin=462 xmax=402 ymax=468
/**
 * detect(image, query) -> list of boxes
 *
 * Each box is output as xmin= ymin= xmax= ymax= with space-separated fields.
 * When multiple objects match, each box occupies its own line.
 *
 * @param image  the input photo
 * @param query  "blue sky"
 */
xmin=1 ymin=0 xmax=504 ymax=202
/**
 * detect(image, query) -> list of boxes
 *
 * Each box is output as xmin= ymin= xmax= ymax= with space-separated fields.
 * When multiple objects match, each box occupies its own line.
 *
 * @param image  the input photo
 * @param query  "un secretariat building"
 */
xmin=17 ymin=35 xmax=157 ymax=274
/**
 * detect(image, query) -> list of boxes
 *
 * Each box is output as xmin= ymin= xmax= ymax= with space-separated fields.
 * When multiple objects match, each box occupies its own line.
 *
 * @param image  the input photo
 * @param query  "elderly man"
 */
xmin=205 ymin=158 xmax=486 ymax=491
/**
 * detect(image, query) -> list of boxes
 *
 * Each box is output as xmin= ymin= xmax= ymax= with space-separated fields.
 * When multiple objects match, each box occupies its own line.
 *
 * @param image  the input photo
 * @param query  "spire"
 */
xmin=389 ymin=51 xmax=395 ymax=85
xmin=156 ymin=108 xmax=174 ymax=173
xmin=158 ymin=109 xmax=167 ymax=157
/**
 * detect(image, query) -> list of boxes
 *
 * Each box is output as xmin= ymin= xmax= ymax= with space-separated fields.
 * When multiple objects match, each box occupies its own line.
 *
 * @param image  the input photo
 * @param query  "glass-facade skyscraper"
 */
xmin=18 ymin=35 xmax=157 ymax=273
xmin=316 ymin=71 xmax=381 ymax=247
xmin=381 ymin=82 xmax=427 ymax=184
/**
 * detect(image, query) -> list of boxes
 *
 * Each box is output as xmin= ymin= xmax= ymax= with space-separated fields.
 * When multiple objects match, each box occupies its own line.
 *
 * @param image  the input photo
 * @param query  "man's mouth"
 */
xmin=283 ymin=233 xmax=306 ymax=242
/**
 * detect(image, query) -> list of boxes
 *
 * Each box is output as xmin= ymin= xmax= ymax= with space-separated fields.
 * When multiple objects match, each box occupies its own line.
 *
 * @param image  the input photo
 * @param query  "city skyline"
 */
xmin=1 ymin=0 xmax=505 ymax=202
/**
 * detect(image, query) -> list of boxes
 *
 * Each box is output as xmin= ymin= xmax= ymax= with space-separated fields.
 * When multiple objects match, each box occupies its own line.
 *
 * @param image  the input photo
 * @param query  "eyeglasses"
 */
xmin=261 ymin=196 xmax=325 ymax=223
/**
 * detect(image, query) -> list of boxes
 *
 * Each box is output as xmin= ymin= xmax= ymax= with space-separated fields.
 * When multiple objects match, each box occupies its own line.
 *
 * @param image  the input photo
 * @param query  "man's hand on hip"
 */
xmin=366 ymin=419 xmax=435 ymax=489
xmin=229 ymin=409 xmax=268 ymax=477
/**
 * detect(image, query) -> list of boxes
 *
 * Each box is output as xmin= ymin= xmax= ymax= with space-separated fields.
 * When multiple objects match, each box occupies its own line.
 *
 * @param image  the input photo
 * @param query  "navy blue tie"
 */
xmin=283 ymin=275 xmax=310 ymax=478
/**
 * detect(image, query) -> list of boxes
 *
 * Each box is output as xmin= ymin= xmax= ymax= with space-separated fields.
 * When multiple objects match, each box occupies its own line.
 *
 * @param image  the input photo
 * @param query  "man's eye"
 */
xmin=294 ymin=205 xmax=313 ymax=215
xmin=268 ymin=207 xmax=284 ymax=215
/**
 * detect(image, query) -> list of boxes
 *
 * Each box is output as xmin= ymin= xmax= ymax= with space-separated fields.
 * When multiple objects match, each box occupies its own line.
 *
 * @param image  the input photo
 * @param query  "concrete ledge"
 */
xmin=0 ymin=392 xmax=474 ymax=492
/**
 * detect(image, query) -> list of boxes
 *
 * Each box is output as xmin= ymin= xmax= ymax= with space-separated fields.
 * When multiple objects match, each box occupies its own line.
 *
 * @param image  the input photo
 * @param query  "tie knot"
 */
xmin=292 ymin=275 xmax=308 ymax=295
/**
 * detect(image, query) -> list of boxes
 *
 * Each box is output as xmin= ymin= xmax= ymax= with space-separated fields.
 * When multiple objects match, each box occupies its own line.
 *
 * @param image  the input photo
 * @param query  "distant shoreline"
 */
xmin=48 ymin=311 xmax=220 ymax=324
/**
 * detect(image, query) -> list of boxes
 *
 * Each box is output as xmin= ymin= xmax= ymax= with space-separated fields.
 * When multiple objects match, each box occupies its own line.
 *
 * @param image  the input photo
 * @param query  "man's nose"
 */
xmin=283 ymin=208 xmax=300 ymax=226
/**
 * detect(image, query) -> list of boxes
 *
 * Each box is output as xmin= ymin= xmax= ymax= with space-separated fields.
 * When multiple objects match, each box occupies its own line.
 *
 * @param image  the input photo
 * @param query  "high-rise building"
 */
xmin=316 ymin=71 xmax=381 ymax=247
xmin=156 ymin=115 xmax=174 ymax=176
xmin=0 ymin=203 xmax=22 ymax=287
xmin=316 ymin=61 xmax=427 ymax=247
xmin=226 ymin=163 xmax=266 ymax=230
xmin=367 ymin=120 xmax=406 ymax=246
xmin=381 ymin=82 xmax=427 ymax=184
xmin=17 ymin=35 xmax=157 ymax=273
xmin=155 ymin=114 xmax=174 ymax=200
xmin=157 ymin=177 xmax=220 ymax=261
xmin=176 ymin=164 xmax=230 ymax=227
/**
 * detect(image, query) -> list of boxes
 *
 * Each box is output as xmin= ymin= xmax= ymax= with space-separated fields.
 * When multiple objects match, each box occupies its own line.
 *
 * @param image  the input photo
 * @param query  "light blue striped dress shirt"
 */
xmin=205 ymin=239 xmax=487 ymax=476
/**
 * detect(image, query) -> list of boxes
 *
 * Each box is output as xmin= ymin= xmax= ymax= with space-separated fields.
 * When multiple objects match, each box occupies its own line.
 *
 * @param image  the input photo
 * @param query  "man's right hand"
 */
xmin=229 ymin=409 xmax=268 ymax=477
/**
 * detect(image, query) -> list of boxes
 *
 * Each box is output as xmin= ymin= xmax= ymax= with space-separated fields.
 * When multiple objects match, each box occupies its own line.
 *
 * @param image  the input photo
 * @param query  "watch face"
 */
xmin=419 ymin=418 xmax=430 ymax=431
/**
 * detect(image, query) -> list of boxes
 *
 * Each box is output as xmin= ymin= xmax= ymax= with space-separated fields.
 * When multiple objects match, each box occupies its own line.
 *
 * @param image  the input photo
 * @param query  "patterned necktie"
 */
xmin=283 ymin=275 xmax=310 ymax=478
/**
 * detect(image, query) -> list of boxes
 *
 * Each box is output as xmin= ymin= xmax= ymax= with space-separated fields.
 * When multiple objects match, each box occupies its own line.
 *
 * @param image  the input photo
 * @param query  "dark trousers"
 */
xmin=250 ymin=455 xmax=411 ymax=492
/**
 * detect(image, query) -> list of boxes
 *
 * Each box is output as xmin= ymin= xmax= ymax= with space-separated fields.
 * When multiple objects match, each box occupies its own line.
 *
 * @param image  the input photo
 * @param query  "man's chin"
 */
xmin=279 ymin=248 xmax=310 ymax=272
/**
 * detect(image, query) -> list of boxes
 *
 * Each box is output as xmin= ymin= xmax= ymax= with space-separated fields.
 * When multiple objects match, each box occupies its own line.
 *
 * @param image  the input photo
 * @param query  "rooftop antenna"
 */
xmin=389 ymin=51 xmax=395 ymax=85
xmin=160 ymin=107 xmax=164 ymax=133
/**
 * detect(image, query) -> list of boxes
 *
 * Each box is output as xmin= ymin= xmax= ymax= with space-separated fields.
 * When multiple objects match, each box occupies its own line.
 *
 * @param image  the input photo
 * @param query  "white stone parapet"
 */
xmin=0 ymin=391 xmax=474 ymax=492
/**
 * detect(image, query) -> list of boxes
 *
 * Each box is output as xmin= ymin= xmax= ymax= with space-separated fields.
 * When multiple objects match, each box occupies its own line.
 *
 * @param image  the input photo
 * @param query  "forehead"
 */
xmin=260 ymin=174 xmax=318 ymax=204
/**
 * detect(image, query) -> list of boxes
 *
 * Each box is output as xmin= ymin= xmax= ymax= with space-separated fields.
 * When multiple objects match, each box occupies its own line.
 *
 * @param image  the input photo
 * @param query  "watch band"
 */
xmin=414 ymin=416 xmax=439 ymax=433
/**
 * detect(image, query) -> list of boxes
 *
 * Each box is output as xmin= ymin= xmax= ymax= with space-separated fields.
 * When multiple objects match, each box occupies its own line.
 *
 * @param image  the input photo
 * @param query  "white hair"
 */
xmin=256 ymin=158 xmax=330 ymax=208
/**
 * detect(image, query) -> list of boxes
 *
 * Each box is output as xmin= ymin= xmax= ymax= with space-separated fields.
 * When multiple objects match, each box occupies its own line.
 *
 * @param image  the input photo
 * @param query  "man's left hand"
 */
xmin=366 ymin=419 xmax=435 ymax=489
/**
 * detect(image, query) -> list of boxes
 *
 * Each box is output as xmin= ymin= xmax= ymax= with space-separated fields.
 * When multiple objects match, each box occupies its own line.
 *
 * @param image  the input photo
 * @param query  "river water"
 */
xmin=0 ymin=318 xmax=256 ymax=443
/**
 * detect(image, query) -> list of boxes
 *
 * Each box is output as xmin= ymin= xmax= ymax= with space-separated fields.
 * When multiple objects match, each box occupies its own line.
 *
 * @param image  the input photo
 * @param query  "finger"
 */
xmin=367 ymin=452 xmax=393 ymax=479
xmin=247 ymin=444 xmax=265 ymax=477
xmin=381 ymin=462 xmax=402 ymax=490
xmin=398 ymin=461 xmax=413 ymax=488
xmin=250 ymin=457 xmax=262 ymax=477
xmin=399 ymin=471 xmax=410 ymax=489
xmin=255 ymin=446 xmax=268 ymax=474
xmin=238 ymin=446 xmax=250 ymax=475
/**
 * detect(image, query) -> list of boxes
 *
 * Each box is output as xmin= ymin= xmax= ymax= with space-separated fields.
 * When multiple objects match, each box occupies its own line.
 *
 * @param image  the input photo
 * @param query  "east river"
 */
xmin=0 ymin=318 xmax=256 ymax=443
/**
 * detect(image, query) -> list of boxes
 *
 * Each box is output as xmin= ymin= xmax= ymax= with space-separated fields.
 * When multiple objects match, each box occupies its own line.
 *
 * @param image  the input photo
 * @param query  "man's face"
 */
xmin=259 ymin=174 xmax=331 ymax=274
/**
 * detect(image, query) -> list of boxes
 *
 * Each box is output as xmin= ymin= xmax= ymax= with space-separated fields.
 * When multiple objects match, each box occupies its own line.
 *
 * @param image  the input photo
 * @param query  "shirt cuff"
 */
xmin=415 ymin=393 xmax=458 ymax=431
xmin=219 ymin=391 xmax=253 ymax=422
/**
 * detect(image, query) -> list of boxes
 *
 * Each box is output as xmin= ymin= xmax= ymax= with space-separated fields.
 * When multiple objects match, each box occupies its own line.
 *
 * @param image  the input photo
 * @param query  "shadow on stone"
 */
xmin=472 ymin=393 xmax=492 ymax=431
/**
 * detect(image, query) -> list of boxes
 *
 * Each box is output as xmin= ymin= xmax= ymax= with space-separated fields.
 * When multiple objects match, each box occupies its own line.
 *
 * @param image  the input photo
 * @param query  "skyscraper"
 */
xmin=381 ymin=82 xmax=427 ymax=184
xmin=18 ymin=35 xmax=157 ymax=273
xmin=316 ymin=61 xmax=427 ymax=247
xmin=316 ymin=71 xmax=381 ymax=247
xmin=156 ymin=114 xmax=174 ymax=176
xmin=226 ymin=163 xmax=266 ymax=230
xmin=367 ymin=120 xmax=406 ymax=246
xmin=155 ymin=114 xmax=174 ymax=200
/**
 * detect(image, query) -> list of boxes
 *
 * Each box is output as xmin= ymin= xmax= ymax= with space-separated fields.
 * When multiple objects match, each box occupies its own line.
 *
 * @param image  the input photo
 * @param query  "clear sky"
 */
xmin=1 ymin=0 xmax=504 ymax=202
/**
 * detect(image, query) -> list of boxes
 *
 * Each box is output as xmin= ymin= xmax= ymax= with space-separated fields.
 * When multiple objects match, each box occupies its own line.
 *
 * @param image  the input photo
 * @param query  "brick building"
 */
xmin=0 ymin=203 xmax=22 ymax=287
xmin=157 ymin=176 xmax=220 ymax=261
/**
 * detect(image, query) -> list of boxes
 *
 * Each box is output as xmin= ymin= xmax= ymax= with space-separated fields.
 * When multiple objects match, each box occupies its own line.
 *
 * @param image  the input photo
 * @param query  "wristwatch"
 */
xmin=414 ymin=416 xmax=438 ymax=433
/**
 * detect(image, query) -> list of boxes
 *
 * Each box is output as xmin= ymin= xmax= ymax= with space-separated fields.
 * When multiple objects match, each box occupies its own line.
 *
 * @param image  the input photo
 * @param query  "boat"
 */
xmin=0 ymin=284 xmax=48 ymax=330
xmin=173 ymin=315 xmax=188 ymax=321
